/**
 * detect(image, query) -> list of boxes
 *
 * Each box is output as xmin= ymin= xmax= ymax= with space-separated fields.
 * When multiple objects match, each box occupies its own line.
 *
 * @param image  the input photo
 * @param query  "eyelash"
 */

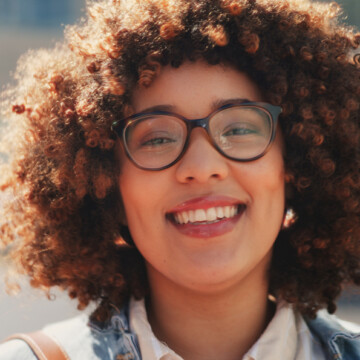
xmin=141 ymin=137 xmax=176 ymax=146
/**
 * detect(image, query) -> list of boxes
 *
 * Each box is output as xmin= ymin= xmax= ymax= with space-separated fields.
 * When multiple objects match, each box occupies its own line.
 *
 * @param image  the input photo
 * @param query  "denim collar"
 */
xmin=89 ymin=304 xmax=142 ymax=360
xmin=88 ymin=304 xmax=360 ymax=360
xmin=305 ymin=310 xmax=360 ymax=360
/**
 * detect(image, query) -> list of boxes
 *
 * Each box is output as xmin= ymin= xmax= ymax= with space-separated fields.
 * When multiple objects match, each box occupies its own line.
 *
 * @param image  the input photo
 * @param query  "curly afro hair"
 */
xmin=0 ymin=0 xmax=359 ymax=322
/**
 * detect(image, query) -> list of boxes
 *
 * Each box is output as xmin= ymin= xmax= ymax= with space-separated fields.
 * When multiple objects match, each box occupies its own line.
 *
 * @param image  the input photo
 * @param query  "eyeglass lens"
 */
xmin=124 ymin=106 xmax=273 ymax=169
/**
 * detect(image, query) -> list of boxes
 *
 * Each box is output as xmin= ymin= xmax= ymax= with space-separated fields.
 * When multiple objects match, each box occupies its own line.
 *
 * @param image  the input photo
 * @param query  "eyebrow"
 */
xmin=135 ymin=97 xmax=252 ymax=115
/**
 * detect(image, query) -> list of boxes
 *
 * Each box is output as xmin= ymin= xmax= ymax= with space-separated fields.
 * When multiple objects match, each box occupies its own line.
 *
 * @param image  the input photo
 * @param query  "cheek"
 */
xmin=117 ymin=147 xmax=143 ymax=225
xmin=117 ymin=159 xmax=169 ymax=231
xmin=234 ymin=152 xmax=286 ymax=231
xmin=236 ymin=156 xmax=285 ymax=197
xmin=266 ymin=163 xmax=285 ymax=196
xmin=118 ymin=170 xmax=154 ymax=250
xmin=118 ymin=169 xmax=145 ymax=223
xmin=260 ymin=157 xmax=285 ymax=207
xmin=117 ymin=143 xmax=142 ymax=205
xmin=269 ymin=154 xmax=286 ymax=197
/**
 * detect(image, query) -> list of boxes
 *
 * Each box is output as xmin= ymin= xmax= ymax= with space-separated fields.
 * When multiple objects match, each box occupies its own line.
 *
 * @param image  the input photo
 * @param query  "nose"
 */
xmin=175 ymin=128 xmax=229 ymax=184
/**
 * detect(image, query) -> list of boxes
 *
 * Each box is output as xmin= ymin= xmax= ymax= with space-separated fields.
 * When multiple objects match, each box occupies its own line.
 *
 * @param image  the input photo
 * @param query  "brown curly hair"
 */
xmin=0 ymin=0 xmax=359 ymax=322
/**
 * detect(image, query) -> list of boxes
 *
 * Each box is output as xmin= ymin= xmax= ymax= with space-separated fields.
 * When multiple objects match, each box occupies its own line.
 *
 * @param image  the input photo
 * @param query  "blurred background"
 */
xmin=0 ymin=0 xmax=360 ymax=340
xmin=0 ymin=0 xmax=88 ymax=340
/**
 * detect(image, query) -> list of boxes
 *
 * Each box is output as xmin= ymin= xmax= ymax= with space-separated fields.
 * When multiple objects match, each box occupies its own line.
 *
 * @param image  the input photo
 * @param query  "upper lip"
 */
xmin=167 ymin=195 xmax=245 ymax=214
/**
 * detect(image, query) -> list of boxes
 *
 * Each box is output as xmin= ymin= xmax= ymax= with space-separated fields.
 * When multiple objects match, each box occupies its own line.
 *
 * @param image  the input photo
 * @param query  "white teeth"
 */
xmin=224 ymin=206 xmax=231 ymax=218
xmin=174 ymin=213 xmax=180 ymax=224
xmin=182 ymin=211 xmax=189 ymax=224
xmin=195 ymin=209 xmax=207 ymax=222
xmin=206 ymin=207 xmax=217 ymax=221
xmin=173 ymin=205 xmax=240 ymax=225
xmin=178 ymin=212 xmax=184 ymax=224
xmin=216 ymin=207 xmax=224 ymax=218
xmin=189 ymin=210 xmax=195 ymax=223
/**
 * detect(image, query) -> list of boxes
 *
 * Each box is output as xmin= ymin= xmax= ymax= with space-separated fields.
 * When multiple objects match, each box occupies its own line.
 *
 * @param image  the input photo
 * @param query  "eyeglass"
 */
xmin=111 ymin=101 xmax=282 ymax=171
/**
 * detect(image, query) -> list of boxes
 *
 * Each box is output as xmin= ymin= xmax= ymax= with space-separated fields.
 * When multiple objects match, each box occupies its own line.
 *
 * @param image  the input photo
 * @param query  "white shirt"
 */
xmin=129 ymin=298 xmax=326 ymax=360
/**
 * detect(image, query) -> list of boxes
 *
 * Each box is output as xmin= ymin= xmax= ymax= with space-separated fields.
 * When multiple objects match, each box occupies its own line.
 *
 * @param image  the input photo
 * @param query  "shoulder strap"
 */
xmin=5 ymin=331 xmax=70 ymax=360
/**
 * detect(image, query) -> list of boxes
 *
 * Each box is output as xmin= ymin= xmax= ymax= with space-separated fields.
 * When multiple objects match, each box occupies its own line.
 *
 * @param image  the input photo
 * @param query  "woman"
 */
xmin=0 ymin=0 xmax=359 ymax=359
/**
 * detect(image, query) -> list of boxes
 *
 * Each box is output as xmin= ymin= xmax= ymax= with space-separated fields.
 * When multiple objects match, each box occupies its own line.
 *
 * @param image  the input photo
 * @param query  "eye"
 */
xmin=141 ymin=135 xmax=176 ymax=147
xmin=138 ymin=131 xmax=177 ymax=148
xmin=224 ymin=127 xmax=256 ymax=136
xmin=125 ymin=115 xmax=186 ymax=155
xmin=222 ymin=123 xmax=260 ymax=137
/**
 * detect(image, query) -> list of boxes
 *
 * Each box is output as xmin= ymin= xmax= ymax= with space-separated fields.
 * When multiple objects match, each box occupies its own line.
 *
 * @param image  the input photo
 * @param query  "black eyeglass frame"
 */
xmin=111 ymin=101 xmax=282 ymax=171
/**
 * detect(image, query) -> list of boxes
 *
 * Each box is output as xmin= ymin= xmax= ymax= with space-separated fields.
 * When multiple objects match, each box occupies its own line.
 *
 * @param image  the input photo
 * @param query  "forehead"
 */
xmin=131 ymin=61 xmax=263 ymax=117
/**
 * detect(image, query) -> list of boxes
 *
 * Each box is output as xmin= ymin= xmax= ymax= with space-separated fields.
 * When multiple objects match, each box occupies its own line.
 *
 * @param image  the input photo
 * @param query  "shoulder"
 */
xmin=306 ymin=310 xmax=360 ymax=335
xmin=42 ymin=313 xmax=135 ymax=359
xmin=0 ymin=315 xmax=93 ymax=360
xmin=42 ymin=314 xmax=101 ymax=359
xmin=0 ymin=338 xmax=37 ymax=360
xmin=44 ymin=309 xmax=141 ymax=359
xmin=337 ymin=318 xmax=360 ymax=334
xmin=0 ymin=309 xmax=141 ymax=360
xmin=305 ymin=310 xmax=360 ymax=359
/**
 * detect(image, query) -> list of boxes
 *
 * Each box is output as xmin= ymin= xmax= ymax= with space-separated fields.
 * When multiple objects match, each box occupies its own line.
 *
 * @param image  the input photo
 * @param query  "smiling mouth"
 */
xmin=168 ymin=204 xmax=246 ymax=225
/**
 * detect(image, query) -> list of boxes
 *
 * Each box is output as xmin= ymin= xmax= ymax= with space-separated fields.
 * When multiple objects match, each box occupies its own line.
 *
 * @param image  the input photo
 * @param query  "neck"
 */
xmin=146 ymin=266 xmax=275 ymax=360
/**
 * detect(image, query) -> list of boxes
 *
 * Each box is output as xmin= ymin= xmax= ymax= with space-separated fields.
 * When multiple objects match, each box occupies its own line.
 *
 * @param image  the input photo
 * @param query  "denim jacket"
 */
xmin=1 ymin=304 xmax=360 ymax=360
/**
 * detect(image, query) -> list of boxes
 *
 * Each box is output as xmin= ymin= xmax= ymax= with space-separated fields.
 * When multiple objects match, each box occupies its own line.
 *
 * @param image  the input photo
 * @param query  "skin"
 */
xmin=117 ymin=61 xmax=285 ymax=360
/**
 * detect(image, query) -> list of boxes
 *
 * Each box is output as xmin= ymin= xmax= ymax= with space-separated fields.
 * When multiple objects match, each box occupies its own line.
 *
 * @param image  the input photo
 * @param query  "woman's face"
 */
xmin=117 ymin=61 xmax=285 ymax=294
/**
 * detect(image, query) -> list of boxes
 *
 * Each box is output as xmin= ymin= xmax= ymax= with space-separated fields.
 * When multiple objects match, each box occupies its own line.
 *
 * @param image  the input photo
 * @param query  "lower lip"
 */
xmin=169 ymin=210 xmax=244 ymax=238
